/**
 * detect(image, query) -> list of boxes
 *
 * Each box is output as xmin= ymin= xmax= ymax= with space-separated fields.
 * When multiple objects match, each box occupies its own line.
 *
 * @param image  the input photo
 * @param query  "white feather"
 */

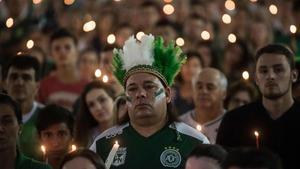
xmin=119 ymin=34 xmax=155 ymax=71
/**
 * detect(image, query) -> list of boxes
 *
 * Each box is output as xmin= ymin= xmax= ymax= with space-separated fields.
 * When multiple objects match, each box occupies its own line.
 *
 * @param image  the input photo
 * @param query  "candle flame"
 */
xmin=175 ymin=37 xmax=185 ymax=46
xmin=290 ymin=25 xmax=297 ymax=34
xmin=71 ymin=145 xmax=77 ymax=152
xmin=254 ymin=131 xmax=259 ymax=137
xmin=41 ymin=145 xmax=46 ymax=153
xmin=242 ymin=71 xmax=249 ymax=80
xmin=103 ymin=75 xmax=109 ymax=83
xmin=115 ymin=141 xmax=119 ymax=146
xmin=196 ymin=125 xmax=202 ymax=131
xmin=95 ymin=69 xmax=102 ymax=77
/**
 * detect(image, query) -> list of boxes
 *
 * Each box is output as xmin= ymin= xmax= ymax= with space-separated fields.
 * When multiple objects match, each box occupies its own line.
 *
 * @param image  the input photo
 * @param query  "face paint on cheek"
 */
xmin=154 ymin=88 xmax=165 ymax=99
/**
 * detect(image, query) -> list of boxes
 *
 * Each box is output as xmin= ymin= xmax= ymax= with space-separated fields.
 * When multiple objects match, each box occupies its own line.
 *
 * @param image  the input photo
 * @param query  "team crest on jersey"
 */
xmin=112 ymin=147 xmax=127 ymax=166
xmin=160 ymin=146 xmax=181 ymax=168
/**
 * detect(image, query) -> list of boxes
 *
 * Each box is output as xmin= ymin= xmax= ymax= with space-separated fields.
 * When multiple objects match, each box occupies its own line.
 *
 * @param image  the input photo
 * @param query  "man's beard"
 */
xmin=263 ymin=80 xmax=291 ymax=100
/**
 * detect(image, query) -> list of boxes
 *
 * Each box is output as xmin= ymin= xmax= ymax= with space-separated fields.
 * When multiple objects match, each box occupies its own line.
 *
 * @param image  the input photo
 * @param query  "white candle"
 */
xmin=254 ymin=131 xmax=259 ymax=149
xmin=105 ymin=141 xmax=119 ymax=169
xmin=40 ymin=145 xmax=48 ymax=164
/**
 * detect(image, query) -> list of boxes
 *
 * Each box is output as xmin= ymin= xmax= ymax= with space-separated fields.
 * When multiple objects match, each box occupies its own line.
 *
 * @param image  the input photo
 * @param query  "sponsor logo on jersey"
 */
xmin=160 ymin=147 xmax=181 ymax=168
xmin=112 ymin=147 xmax=127 ymax=166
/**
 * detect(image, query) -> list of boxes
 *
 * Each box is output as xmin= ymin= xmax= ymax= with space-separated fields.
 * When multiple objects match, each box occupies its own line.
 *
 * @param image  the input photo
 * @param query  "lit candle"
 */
xmin=103 ymin=75 xmax=109 ymax=83
xmin=105 ymin=141 xmax=120 ymax=169
xmin=107 ymin=34 xmax=116 ymax=44
xmin=40 ymin=145 xmax=48 ymax=164
xmin=71 ymin=144 xmax=77 ymax=152
xmin=175 ymin=37 xmax=184 ymax=46
xmin=196 ymin=124 xmax=202 ymax=131
xmin=95 ymin=69 xmax=102 ymax=78
xmin=242 ymin=71 xmax=249 ymax=80
xmin=83 ymin=20 xmax=96 ymax=32
xmin=254 ymin=131 xmax=259 ymax=149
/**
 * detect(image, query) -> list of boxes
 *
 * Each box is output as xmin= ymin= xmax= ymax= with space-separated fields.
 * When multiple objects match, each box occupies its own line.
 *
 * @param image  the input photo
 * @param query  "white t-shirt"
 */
xmin=22 ymin=101 xmax=44 ymax=123
xmin=179 ymin=109 xmax=225 ymax=144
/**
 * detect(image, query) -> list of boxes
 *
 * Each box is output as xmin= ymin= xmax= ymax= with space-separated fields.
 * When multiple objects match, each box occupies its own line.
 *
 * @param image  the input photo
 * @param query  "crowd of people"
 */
xmin=1 ymin=0 xmax=300 ymax=169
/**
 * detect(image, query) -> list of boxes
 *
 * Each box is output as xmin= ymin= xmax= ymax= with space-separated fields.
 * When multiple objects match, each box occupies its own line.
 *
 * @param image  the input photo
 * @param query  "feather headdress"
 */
xmin=113 ymin=34 xmax=186 ymax=87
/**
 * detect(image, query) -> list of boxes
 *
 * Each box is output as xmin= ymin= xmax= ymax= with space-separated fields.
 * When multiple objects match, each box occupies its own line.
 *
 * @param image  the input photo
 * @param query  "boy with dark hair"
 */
xmin=3 ymin=55 xmax=44 ymax=160
xmin=0 ymin=93 xmax=51 ymax=169
xmin=36 ymin=104 xmax=74 ymax=169
xmin=38 ymin=28 xmax=88 ymax=111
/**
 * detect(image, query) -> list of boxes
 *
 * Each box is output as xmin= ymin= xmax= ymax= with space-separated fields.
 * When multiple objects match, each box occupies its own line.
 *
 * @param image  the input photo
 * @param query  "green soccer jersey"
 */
xmin=19 ymin=102 xmax=43 ymax=160
xmin=15 ymin=150 xmax=52 ymax=169
xmin=90 ymin=122 xmax=209 ymax=169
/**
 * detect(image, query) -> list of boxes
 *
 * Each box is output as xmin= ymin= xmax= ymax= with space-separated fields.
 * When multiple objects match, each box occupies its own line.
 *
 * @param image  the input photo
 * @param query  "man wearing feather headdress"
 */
xmin=90 ymin=34 xmax=209 ymax=169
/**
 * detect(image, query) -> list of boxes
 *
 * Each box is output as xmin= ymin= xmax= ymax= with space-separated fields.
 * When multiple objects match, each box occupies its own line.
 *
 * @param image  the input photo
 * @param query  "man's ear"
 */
xmin=165 ymin=87 xmax=172 ymax=103
xmin=292 ymin=69 xmax=298 ymax=83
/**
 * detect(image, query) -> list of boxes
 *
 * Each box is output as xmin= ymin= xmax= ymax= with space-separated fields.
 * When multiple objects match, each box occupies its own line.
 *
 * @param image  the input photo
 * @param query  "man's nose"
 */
xmin=15 ymin=76 xmax=24 ymax=84
xmin=267 ymin=70 xmax=276 ymax=79
xmin=136 ymin=87 xmax=147 ymax=98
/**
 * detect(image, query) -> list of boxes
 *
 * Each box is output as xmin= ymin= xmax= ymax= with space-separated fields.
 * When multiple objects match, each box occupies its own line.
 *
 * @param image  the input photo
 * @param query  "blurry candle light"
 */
xmin=107 ymin=34 xmax=116 ymax=44
xmin=254 ymin=131 xmax=260 ymax=149
xmin=71 ymin=145 xmax=77 ymax=152
xmin=103 ymin=75 xmax=109 ymax=83
xmin=164 ymin=0 xmax=173 ymax=3
xmin=242 ymin=71 xmax=249 ymax=80
xmin=250 ymin=0 xmax=257 ymax=2
xmin=40 ymin=145 xmax=47 ymax=163
xmin=33 ymin=0 xmax=42 ymax=4
xmin=163 ymin=4 xmax=175 ymax=15
xmin=225 ymin=0 xmax=235 ymax=11
xmin=17 ymin=52 xmax=22 ymax=55
xmin=269 ymin=4 xmax=278 ymax=15
xmin=83 ymin=20 xmax=96 ymax=32
xmin=136 ymin=31 xmax=145 ymax=41
xmin=95 ymin=69 xmax=102 ymax=78
xmin=222 ymin=14 xmax=232 ymax=24
xmin=6 ymin=17 xmax=14 ymax=28
xmin=64 ymin=0 xmax=75 ymax=5
xmin=290 ymin=25 xmax=297 ymax=34
xmin=201 ymin=31 xmax=210 ymax=40
xmin=196 ymin=125 xmax=202 ymax=131
xmin=26 ymin=40 xmax=34 ymax=49
xmin=228 ymin=33 xmax=237 ymax=43
xmin=176 ymin=37 xmax=185 ymax=46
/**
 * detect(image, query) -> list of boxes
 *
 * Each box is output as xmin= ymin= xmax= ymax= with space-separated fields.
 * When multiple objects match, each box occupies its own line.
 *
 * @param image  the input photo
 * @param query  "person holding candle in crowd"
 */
xmin=180 ymin=68 xmax=228 ymax=144
xmin=60 ymin=149 xmax=105 ymax=169
xmin=216 ymin=44 xmax=300 ymax=169
xmin=2 ymin=55 xmax=44 ymax=160
xmin=0 ymin=93 xmax=51 ymax=169
xmin=74 ymin=80 xmax=116 ymax=148
xmin=36 ymin=104 xmax=74 ymax=169
xmin=90 ymin=34 xmax=209 ymax=169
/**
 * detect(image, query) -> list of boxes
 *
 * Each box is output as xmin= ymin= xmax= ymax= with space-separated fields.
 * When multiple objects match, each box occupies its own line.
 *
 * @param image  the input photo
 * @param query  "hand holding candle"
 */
xmin=105 ymin=141 xmax=120 ymax=169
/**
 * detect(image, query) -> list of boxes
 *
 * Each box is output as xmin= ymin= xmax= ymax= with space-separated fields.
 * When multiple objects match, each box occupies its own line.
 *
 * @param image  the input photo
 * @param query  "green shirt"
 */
xmin=15 ymin=151 xmax=51 ymax=169
xmin=90 ymin=122 xmax=209 ymax=169
xmin=19 ymin=102 xmax=43 ymax=160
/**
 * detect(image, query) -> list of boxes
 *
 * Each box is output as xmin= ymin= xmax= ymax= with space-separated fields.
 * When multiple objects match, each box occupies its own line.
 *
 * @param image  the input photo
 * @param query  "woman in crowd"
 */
xmin=74 ymin=81 xmax=116 ymax=148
